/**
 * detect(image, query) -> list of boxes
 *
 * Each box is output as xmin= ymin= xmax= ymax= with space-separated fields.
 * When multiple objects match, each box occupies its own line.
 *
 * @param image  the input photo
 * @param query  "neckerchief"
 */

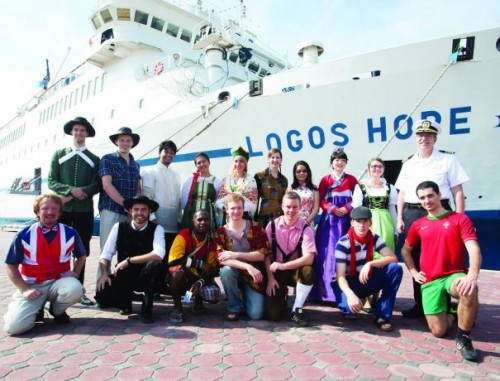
xmin=58 ymin=147 xmax=95 ymax=168
xmin=348 ymin=227 xmax=373 ymax=277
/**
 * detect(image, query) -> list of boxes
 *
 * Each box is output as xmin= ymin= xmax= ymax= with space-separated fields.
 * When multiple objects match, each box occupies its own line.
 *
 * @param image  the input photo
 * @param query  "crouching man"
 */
xmin=265 ymin=191 xmax=316 ymax=327
xmin=95 ymin=196 xmax=165 ymax=324
xmin=401 ymin=181 xmax=481 ymax=362
xmin=3 ymin=194 xmax=85 ymax=335
xmin=331 ymin=206 xmax=402 ymax=331
xmin=168 ymin=209 xmax=220 ymax=324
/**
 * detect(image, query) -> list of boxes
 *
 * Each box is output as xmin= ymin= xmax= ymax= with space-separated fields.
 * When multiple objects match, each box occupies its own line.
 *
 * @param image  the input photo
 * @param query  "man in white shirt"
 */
xmin=141 ymin=140 xmax=182 ymax=295
xmin=395 ymin=119 xmax=469 ymax=318
xmin=95 ymin=196 xmax=166 ymax=324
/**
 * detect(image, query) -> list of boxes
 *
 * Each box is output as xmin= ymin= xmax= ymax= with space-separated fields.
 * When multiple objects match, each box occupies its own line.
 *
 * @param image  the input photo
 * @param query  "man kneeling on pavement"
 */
xmin=401 ymin=181 xmax=481 ymax=362
xmin=331 ymin=206 xmax=403 ymax=331
xmin=3 ymin=194 xmax=85 ymax=335
xmin=95 ymin=196 xmax=165 ymax=324
xmin=168 ymin=209 xmax=220 ymax=323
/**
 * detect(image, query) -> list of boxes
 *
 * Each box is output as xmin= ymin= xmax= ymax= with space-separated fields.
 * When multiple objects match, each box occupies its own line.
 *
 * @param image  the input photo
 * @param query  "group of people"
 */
xmin=3 ymin=117 xmax=482 ymax=362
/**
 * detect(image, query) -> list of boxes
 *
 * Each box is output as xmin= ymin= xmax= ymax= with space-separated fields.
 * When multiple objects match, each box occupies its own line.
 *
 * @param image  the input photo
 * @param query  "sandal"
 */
xmin=225 ymin=312 xmax=240 ymax=322
xmin=169 ymin=311 xmax=183 ymax=323
xmin=374 ymin=317 xmax=393 ymax=332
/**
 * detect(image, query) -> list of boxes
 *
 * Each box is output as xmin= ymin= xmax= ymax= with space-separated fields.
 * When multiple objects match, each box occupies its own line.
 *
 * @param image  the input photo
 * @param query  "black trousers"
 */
xmin=95 ymin=260 xmax=161 ymax=313
xmin=155 ymin=232 xmax=177 ymax=293
xmin=402 ymin=200 xmax=452 ymax=307
xmin=265 ymin=265 xmax=315 ymax=321
xmin=59 ymin=211 xmax=94 ymax=285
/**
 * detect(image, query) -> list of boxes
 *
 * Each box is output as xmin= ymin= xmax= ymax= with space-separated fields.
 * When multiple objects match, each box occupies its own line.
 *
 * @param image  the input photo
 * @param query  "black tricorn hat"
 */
xmin=63 ymin=117 xmax=96 ymax=137
xmin=123 ymin=196 xmax=159 ymax=213
xmin=109 ymin=127 xmax=140 ymax=148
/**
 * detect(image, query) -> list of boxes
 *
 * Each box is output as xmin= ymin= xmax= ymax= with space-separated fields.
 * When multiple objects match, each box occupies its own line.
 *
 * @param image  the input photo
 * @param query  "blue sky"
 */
xmin=0 ymin=0 xmax=498 ymax=126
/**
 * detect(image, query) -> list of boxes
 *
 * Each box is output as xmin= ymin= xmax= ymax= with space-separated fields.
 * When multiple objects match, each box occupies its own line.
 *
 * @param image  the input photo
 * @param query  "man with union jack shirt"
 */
xmin=3 ymin=194 xmax=86 ymax=335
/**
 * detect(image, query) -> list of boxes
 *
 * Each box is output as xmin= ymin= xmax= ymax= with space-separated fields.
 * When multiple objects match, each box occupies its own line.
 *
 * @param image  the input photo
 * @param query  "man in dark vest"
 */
xmin=95 ymin=196 xmax=165 ymax=323
xmin=48 ymin=116 xmax=100 ymax=306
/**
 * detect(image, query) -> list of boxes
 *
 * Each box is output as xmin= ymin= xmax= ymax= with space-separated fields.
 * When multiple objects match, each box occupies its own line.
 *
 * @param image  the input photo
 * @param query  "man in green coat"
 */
xmin=48 ymin=117 xmax=101 ymax=305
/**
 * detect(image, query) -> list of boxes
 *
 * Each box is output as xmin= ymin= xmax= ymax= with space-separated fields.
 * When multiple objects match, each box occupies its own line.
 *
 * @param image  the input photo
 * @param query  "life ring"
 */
xmin=154 ymin=61 xmax=164 ymax=75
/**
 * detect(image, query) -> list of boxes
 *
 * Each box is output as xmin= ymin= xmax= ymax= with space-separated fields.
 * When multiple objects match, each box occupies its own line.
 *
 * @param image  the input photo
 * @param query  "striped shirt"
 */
xmin=334 ymin=233 xmax=386 ymax=277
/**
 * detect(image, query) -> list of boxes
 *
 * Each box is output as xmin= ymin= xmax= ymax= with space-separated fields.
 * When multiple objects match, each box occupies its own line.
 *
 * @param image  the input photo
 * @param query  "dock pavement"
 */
xmin=0 ymin=230 xmax=498 ymax=380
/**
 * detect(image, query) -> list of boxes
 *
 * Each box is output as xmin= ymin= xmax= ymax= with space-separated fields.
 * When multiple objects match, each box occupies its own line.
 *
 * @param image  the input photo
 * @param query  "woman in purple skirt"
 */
xmin=310 ymin=148 xmax=358 ymax=302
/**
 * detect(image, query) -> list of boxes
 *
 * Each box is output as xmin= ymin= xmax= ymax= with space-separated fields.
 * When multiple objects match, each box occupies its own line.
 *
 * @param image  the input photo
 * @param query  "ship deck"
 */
xmin=0 ymin=230 xmax=498 ymax=380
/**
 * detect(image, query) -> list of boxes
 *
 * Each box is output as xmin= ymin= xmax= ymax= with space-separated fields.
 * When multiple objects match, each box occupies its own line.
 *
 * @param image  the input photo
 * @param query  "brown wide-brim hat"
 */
xmin=63 ymin=117 xmax=96 ymax=137
xmin=109 ymin=127 xmax=140 ymax=148
xmin=123 ymin=196 xmax=159 ymax=213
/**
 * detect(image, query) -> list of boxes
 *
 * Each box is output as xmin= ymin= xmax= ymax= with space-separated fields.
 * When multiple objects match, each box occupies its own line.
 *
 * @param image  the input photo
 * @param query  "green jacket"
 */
xmin=48 ymin=147 xmax=101 ymax=212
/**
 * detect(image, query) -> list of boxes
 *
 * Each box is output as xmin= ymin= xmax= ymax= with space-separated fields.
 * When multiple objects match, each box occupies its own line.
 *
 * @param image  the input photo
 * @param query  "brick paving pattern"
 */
xmin=0 ymin=231 xmax=498 ymax=380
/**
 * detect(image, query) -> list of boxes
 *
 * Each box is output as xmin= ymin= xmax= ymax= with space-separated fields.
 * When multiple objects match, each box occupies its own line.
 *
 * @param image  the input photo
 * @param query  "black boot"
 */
xmin=141 ymin=293 xmax=155 ymax=324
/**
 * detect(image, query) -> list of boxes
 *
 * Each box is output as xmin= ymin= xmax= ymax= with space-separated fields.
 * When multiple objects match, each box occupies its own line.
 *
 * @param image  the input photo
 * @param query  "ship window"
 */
xmin=110 ymin=109 xmax=115 ymax=119
xmin=229 ymin=52 xmax=238 ymax=62
xmin=259 ymin=68 xmax=268 ymax=77
xmin=74 ymin=89 xmax=79 ymax=106
xmin=134 ymin=10 xmax=149 ymax=25
xmin=101 ymin=72 xmax=107 ymax=92
xmin=166 ymin=23 xmax=179 ymax=38
xmin=87 ymin=81 xmax=92 ymax=99
xmin=100 ymin=9 xmax=113 ymax=23
xmin=91 ymin=15 xmax=102 ymax=29
xmin=81 ymin=85 xmax=85 ymax=102
xmin=117 ymin=8 xmax=130 ymax=21
xmin=94 ymin=76 xmax=100 ymax=95
xmin=180 ymin=29 xmax=192 ymax=43
xmin=139 ymin=99 xmax=144 ymax=109
xmin=248 ymin=61 xmax=259 ymax=73
xmin=151 ymin=17 xmax=165 ymax=32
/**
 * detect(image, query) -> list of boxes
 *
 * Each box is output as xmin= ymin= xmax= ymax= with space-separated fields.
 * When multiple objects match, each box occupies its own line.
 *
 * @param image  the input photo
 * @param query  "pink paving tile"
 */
xmin=251 ymin=342 xmax=279 ymax=353
xmin=375 ymin=351 xmax=405 ymax=364
xmin=0 ymin=367 xmax=11 ymax=378
xmin=105 ymin=342 xmax=137 ymax=353
xmin=222 ymin=333 xmax=248 ymax=343
xmin=222 ymin=366 xmax=257 ymax=381
xmin=94 ymin=352 xmax=128 ymax=366
xmin=419 ymin=363 xmax=456 ymax=378
xmin=257 ymin=365 xmax=292 ymax=380
xmin=291 ymin=365 xmax=326 ymax=380
xmin=194 ymin=343 xmax=223 ymax=353
xmin=0 ymin=353 xmax=33 ymax=366
xmin=151 ymin=366 xmax=188 ymax=381
xmin=254 ymin=353 xmax=285 ymax=366
xmin=307 ymin=342 xmax=336 ymax=353
xmin=361 ymin=341 xmax=391 ymax=352
xmin=127 ymin=353 xmax=160 ymax=366
xmin=315 ymin=352 xmax=345 ymax=365
xmin=187 ymin=366 xmax=223 ymax=381
xmin=136 ymin=342 xmax=165 ymax=353
xmin=301 ymin=332 xmax=328 ymax=342
xmin=336 ymin=341 xmax=364 ymax=353
xmin=5 ymin=366 xmax=47 ymax=380
xmin=60 ymin=352 xmax=98 ymax=366
xmin=77 ymin=342 xmax=109 ymax=352
xmin=44 ymin=367 xmax=83 ymax=381
xmin=47 ymin=340 xmax=79 ymax=352
xmin=449 ymin=362 xmax=487 ymax=378
xmin=390 ymin=340 xmax=418 ymax=352
xmin=476 ymin=362 xmax=500 ymax=376
xmin=223 ymin=353 xmax=254 ymax=366
xmin=192 ymin=353 xmax=222 ymax=366
xmin=275 ymin=333 xmax=301 ymax=343
xmin=158 ymin=353 xmax=191 ymax=367
xmin=0 ymin=341 xmax=19 ymax=352
xmin=198 ymin=333 xmax=222 ymax=343
xmin=163 ymin=342 xmax=194 ymax=353
xmin=324 ymin=365 xmax=358 ymax=379
xmin=347 ymin=352 xmax=376 ymax=364
xmin=401 ymin=351 xmax=434 ymax=363
xmin=284 ymin=352 xmax=316 ymax=366
xmin=223 ymin=342 xmax=252 ymax=353
xmin=281 ymin=342 xmax=308 ymax=353
xmin=428 ymin=349 xmax=459 ymax=363
xmin=115 ymin=366 xmax=154 ymax=380
xmin=15 ymin=341 xmax=48 ymax=353
xmin=387 ymin=364 xmax=424 ymax=378
xmin=356 ymin=364 xmax=392 ymax=379
xmin=27 ymin=352 xmax=64 ymax=366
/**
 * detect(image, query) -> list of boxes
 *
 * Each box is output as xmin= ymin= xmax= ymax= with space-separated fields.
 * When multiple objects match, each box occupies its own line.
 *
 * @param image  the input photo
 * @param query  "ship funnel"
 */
xmin=297 ymin=41 xmax=324 ymax=66
xmin=205 ymin=45 xmax=226 ymax=87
